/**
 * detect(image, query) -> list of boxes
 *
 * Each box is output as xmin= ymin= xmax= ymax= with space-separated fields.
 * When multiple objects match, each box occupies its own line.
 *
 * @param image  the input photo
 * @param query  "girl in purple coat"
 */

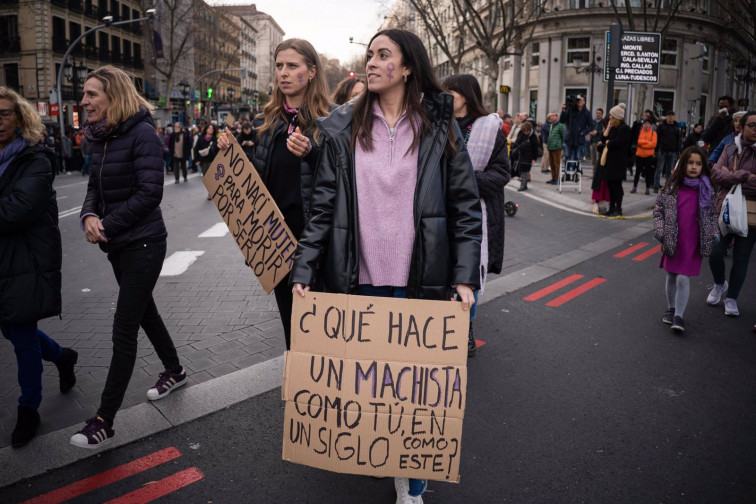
xmin=653 ymin=146 xmax=718 ymax=333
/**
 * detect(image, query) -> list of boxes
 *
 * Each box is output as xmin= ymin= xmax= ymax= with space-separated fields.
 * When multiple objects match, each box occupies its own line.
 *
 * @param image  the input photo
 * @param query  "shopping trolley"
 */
xmin=558 ymin=159 xmax=582 ymax=194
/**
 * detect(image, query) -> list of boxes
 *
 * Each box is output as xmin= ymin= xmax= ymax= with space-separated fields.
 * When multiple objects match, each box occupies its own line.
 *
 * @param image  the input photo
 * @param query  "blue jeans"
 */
xmin=564 ymin=144 xmax=580 ymax=161
xmin=469 ymin=290 xmax=480 ymax=322
xmin=708 ymin=232 xmax=756 ymax=299
xmin=356 ymin=284 xmax=426 ymax=497
xmin=82 ymin=154 xmax=92 ymax=175
xmin=655 ymin=151 xmax=676 ymax=189
xmin=1 ymin=322 xmax=62 ymax=409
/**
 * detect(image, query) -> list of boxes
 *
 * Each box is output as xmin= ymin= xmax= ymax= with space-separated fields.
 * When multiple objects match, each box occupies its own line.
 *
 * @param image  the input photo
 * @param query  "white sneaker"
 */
xmin=724 ymin=298 xmax=739 ymax=317
xmin=395 ymin=478 xmax=410 ymax=504
xmin=706 ymin=281 xmax=728 ymax=305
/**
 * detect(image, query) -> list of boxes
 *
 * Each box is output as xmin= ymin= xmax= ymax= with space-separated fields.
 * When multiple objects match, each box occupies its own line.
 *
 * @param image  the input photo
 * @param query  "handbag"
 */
xmin=719 ymin=184 xmax=749 ymax=237
xmin=600 ymin=143 xmax=609 ymax=166
xmin=198 ymin=146 xmax=211 ymax=157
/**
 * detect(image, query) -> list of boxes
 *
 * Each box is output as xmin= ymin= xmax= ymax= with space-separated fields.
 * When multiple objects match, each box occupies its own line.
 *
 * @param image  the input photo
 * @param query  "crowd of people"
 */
xmin=1 ymin=27 xmax=755 ymax=504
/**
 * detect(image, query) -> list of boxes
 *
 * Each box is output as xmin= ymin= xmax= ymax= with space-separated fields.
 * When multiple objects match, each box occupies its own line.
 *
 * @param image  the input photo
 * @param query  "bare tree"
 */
xmin=407 ymin=0 xmax=467 ymax=74
xmin=141 ymin=0 xmax=197 ymax=106
xmin=448 ymin=0 xmax=546 ymax=109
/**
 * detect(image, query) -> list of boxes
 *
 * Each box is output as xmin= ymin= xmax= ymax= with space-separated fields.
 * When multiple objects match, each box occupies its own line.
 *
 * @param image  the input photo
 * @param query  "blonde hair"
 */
xmin=0 ymin=86 xmax=44 ymax=145
xmin=258 ymin=39 xmax=330 ymax=138
xmin=85 ymin=65 xmax=154 ymax=127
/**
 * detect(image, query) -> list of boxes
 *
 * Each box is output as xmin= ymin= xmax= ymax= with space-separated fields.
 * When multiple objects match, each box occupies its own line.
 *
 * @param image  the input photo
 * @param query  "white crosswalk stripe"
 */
xmin=198 ymin=222 xmax=229 ymax=238
xmin=160 ymin=251 xmax=205 ymax=277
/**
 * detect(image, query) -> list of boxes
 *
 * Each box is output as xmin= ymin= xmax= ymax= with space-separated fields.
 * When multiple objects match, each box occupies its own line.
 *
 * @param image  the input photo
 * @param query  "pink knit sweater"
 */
xmin=355 ymin=103 xmax=419 ymax=286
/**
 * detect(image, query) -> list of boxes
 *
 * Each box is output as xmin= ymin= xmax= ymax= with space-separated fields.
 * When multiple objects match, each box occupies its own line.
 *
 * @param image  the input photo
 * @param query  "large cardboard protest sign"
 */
xmin=202 ymin=134 xmax=297 ymax=294
xmin=282 ymin=291 xmax=468 ymax=482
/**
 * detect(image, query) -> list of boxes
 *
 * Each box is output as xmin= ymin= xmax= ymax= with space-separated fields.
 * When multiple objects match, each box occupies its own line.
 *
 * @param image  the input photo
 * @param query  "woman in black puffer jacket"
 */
xmin=71 ymin=66 xmax=186 ymax=449
xmin=0 ymin=87 xmax=77 ymax=448
xmin=512 ymin=121 xmax=540 ymax=191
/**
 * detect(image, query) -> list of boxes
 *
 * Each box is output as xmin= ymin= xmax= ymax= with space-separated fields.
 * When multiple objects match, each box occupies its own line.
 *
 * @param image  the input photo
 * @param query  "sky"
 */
xmin=211 ymin=0 xmax=390 ymax=63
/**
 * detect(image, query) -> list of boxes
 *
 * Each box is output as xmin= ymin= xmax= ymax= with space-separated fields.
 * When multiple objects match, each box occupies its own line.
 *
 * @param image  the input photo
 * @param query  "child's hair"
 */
xmin=662 ymin=145 xmax=710 ymax=194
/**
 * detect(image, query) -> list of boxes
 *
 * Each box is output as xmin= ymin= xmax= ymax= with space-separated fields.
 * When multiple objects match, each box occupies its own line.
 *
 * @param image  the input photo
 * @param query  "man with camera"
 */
xmin=559 ymin=95 xmax=594 ymax=162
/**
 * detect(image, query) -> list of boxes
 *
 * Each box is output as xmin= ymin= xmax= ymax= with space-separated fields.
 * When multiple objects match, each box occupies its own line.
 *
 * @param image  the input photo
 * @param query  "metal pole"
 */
xmin=589 ymin=46 xmax=596 ymax=112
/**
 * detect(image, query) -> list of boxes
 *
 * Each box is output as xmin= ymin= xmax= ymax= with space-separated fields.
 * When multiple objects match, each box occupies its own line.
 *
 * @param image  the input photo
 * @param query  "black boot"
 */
xmin=517 ymin=179 xmax=528 ymax=192
xmin=12 ymin=406 xmax=40 ymax=448
xmin=468 ymin=322 xmax=476 ymax=357
xmin=54 ymin=347 xmax=78 ymax=393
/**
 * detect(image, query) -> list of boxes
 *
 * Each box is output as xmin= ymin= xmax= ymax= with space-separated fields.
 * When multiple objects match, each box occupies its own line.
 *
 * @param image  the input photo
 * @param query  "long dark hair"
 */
xmin=441 ymin=74 xmax=488 ymax=121
xmin=662 ymin=146 xmax=710 ymax=194
xmin=351 ymin=29 xmax=453 ymax=155
xmin=332 ymin=77 xmax=364 ymax=105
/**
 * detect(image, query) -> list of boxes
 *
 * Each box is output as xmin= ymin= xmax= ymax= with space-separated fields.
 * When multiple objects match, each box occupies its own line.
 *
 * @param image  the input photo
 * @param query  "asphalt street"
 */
xmin=2 ymin=174 xmax=754 ymax=503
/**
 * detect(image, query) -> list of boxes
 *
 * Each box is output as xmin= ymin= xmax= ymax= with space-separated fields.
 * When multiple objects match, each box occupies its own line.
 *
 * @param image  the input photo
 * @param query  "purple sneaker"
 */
xmin=146 ymin=367 xmax=187 ymax=401
xmin=70 ymin=416 xmax=114 ymax=449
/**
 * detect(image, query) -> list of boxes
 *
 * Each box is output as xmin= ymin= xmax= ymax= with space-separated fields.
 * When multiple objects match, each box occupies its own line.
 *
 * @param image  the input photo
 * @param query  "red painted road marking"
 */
xmin=475 ymin=339 xmax=486 ymax=348
xmin=523 ymin=274 xmax=584 ymax=302
xmin=614 ymin=242 xmax=649 ymax=258
xmin=633 ymin=244 xmax=662 ymax=262
xmin=103 ymin=467 xmax=204 ymax=504
xmin=21 ymin=447 xmax=182 ymax=504
xmin=546 ymin=277 xmax=607 ymax=307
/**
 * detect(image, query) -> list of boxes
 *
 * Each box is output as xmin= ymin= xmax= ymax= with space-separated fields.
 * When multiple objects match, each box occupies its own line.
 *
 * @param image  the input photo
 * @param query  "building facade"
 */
xmin=386 ymin=0 xmax=756 ymax=126
xmin=0 ymin=0 xmax=147 ymax=130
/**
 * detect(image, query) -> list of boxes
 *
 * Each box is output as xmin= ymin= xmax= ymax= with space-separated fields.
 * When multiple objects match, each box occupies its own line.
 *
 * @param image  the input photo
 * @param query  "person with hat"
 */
xmin=654 ymin=110 xmax=682 ymax=193
xmin=596 ymin=103 xmax=631 ymax=217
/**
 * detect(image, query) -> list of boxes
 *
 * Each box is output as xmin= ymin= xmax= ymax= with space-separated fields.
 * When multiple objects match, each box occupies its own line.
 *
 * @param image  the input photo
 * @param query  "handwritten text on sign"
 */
xmin=202 ymin=134 xmax=297 ymax=294
xmin=282 ymin=292 xmax=468 ymax=482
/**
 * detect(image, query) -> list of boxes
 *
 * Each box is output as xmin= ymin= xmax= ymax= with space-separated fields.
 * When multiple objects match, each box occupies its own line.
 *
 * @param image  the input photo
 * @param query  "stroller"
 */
xmin=558 ymin=158 xmax=582 ymax=193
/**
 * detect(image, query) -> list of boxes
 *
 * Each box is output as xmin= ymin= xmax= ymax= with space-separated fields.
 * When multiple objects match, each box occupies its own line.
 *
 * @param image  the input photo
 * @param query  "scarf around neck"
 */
xmin=283 ymin=103 xmax=299 ymax=135
xmin=681 ymin=175 xmax=712 ymax=209
xmin=83 ymin=119 xmax=117 ymax=142
xmin=0 ymin=137 xmax=28 ymax=179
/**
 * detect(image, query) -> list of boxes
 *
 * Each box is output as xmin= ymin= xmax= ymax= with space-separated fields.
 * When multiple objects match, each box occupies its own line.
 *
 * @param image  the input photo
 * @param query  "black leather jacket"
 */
xmin=290 ymin=92 xmax=482 ymax=300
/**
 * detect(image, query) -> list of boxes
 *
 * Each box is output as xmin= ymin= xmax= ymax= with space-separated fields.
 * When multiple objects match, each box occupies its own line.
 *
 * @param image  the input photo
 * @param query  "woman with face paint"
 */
xmin=218 ymin=39 xmax=330 ymax=350
xmin=291 ymin=29 xmax=482 ymax=504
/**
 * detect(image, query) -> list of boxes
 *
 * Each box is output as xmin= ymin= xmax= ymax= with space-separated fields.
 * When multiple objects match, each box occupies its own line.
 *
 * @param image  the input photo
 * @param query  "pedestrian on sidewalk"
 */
xmin=597 ymin=104 xmax=631 ymax=217
xmin=443 ymin=73 xmax=511 ymax=357
xmin=291 ymin=29 xmax=481 ymax=504
xmin=512 ymin=121 xmax=539 ymax=191
xmin=631 ymin=118 xmax=657 ymax=195
xmin=590 ymin=117 xmax=611 ymax=214
xmin=654 ymin=111 xmax=682 ymax=193
xmin=0 ymin=87 xmax=78 ymax=448
xmin=72 ymin=66 xmax=187 ymax=449
xmin=194 ymin=123 xmax=218 ymax=200
xmin=654 ymin=146 xmax=717 ymax=333
xmin=705 ymin=111 xmax=756 ymax=318
xmin=539 ymin=116 xmax=551 ymax=174
xmin=169 ymin=121 xmax=190 ymax=183
xmin=546 ymin=112 xmax=566 ymax=184
xmin=217 ymin=38 xmax=329 ymax=350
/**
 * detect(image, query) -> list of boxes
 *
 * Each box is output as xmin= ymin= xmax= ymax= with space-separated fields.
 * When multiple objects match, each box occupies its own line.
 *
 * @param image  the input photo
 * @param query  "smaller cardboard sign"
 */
xmin=282 ymin=292 xmax=469 ymax=482
xmin=202 ymin=134 xmax=297 ymax=293
xmin=224 ymin=113 xmax=236 ymax=128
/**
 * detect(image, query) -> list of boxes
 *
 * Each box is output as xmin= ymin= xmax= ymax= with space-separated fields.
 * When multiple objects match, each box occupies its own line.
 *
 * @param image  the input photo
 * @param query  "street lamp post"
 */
xmin=56 ymin=9 xmax=155 ymax=143
xmin=63 ymin=59 xmax=88 ymax=127
xmin=573 ymin=45 xmax=603 ymax=112
xmin=179 ymin=80 xmax=190 ymax=123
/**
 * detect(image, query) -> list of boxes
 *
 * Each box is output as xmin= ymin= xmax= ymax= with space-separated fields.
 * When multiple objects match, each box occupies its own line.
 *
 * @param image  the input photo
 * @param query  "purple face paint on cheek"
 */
xmin=297 ymin=72 xmax=304 ymax=85
xmin=387 ymin=62 xmax=395 ymax=82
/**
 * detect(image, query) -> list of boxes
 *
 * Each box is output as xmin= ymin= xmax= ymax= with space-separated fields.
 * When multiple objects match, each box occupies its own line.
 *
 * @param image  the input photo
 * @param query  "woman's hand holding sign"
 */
xmin=217 ymin=128 xmax=231 ymax=150
xmin=287 ymin=127 xmax=312 ymax=158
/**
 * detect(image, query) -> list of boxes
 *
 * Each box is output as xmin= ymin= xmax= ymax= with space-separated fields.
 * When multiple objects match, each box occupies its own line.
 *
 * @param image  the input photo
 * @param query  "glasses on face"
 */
xmin=0 ymin=109 xmax=14 ymax=120
xmin=745 ymin=122 xmax=756 ymax=130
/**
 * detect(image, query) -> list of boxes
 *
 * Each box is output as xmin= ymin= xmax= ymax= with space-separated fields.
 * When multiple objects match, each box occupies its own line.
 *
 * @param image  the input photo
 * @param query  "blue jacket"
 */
xmin=80 ymin=108 xmax=168 ymax=252
xmin=708 ymin=132 xmax=735 ymax=164
xmin=559 ymin=107 xmax=594 ymax=147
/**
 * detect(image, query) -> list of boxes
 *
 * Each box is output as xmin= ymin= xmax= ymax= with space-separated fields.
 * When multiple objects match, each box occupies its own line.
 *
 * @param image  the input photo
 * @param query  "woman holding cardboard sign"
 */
xmin=291 ymin=29 xmax=481 ymax=504
xmin=218 ymin=39 xmax=329 ymax=350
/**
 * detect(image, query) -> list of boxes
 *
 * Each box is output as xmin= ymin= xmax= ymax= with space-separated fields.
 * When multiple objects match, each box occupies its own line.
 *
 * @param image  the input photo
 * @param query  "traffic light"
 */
xmin=207 ymin=88 xmax=213 ymax=99
xmin=349 ymin=72 xmax=355 ymax=79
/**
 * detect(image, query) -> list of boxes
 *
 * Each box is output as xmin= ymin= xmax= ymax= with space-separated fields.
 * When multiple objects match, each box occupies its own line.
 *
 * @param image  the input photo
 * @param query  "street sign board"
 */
xmin=603 ymin=31 xmax=661 ymax=84
xmin=50 ymin=104 xmax=59 ymax=117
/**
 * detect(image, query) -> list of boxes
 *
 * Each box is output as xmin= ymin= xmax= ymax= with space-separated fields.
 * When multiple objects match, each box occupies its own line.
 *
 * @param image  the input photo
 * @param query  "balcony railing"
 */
xmin=0 ymin=36 xmax=21 ymax=53
xmin=68 ymin=0 xmax=82 ymax=13
xmin=51 ymin=0 xmax=66 ymax=7
xmin=111 ymin=52 xmax=121 ymax=64
xmin=99 ymin=47 xmax=111 ymax=62
xmin=85 ymin=4 xmax=97 ymax=18
xmin=85 ymin=45 xmax=98 ymax=59
xmin=122 ymin=54 xmax=133 ymax=67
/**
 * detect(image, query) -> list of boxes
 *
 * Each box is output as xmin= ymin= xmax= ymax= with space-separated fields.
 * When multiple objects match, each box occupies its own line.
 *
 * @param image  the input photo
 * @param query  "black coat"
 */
xmin=511 ymin=130 xmax=539 ymax=173
xmin=250 ymin=112 xmax=320 ymax=221
xmin=168 ymin=130 xmax=191 ymax=160
xmin=236 ymin=129 xmax=257 ymax=163
xmin=597 ymin=122 xmax=632 ymax=182
xmin=656 ymin=121 xmax=681 ymax=153
xmin=0 ymin=144 xmax=62 ymax=323
xmin=290 ymin=92 xmax=482 ymax=299
xmin=475 ymin=130 xmax=511 ymax=275
xmin=80 ymin=108 xmax=168 ymax=253
xmin=193 ymin=134 xmax=218 ymax=167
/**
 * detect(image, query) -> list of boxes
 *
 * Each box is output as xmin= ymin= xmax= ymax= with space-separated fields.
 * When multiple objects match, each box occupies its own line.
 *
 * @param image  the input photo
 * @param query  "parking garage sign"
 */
xmin=604 ymin=31 xmax=661 ymax=84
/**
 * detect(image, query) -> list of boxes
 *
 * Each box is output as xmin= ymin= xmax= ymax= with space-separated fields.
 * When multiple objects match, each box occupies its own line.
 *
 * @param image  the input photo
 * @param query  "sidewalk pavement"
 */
xmin=512 ymin=156 xmax=657 ymax=219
